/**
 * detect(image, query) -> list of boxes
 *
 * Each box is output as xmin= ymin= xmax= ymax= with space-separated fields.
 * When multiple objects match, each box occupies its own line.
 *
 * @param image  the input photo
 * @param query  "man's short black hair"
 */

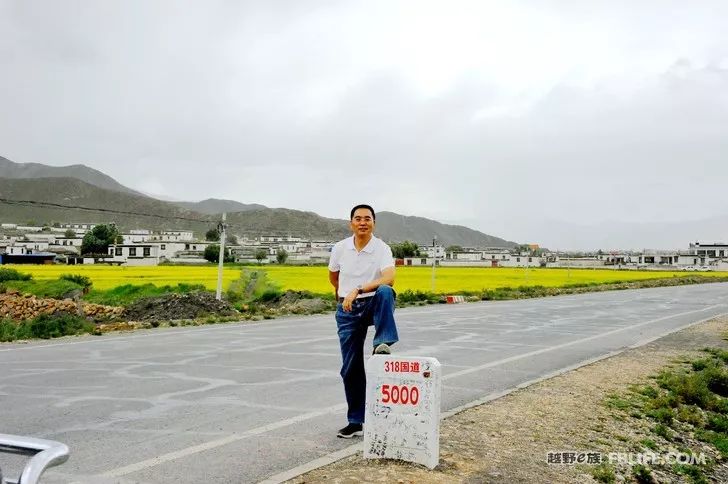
xmin=350 ymin=204 xmax=375 ymax=221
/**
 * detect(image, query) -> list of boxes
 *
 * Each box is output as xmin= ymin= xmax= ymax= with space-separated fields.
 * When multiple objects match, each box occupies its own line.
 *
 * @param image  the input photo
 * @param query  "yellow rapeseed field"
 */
xmin=4 ymin=264 xmax=240 ymax=290
xmin=8 ymin=264 xmax=727 ymax=294
xmin=261 ymin=266 xmax=728 ymax=293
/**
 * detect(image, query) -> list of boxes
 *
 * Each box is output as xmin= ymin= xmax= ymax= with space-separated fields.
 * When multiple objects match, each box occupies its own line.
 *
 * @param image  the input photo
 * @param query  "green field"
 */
xmin=6 ymin=264 xmax=727 ymax=294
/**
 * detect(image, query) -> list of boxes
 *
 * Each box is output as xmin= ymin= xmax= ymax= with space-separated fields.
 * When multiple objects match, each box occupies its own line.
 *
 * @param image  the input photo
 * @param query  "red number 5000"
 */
xmin=381 ymin=384 xmax=420 ymax=405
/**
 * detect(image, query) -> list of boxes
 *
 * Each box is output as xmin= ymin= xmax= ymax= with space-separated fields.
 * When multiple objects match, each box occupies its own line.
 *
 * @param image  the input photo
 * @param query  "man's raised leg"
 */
xmin=368 ymin=285 xmax=399 ymax=350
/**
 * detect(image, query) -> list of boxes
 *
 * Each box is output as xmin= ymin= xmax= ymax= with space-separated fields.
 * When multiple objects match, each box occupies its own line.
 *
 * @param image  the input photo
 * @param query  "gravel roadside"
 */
xmin=289 ymin=316 xmax=728 ymax=483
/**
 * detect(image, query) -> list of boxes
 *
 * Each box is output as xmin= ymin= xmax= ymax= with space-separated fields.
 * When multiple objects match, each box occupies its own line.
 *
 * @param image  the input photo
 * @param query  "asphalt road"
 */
xmin=2 ymin=283 xmax=728 ymax=483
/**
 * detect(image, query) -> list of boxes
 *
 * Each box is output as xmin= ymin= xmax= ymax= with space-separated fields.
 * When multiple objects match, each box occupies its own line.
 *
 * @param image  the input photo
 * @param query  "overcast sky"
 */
xmin=1 ymin=1 xmax=727 ymax=250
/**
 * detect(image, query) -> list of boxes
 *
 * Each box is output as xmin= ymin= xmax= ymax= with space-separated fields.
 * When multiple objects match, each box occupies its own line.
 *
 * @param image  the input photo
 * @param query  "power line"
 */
xmin=0 ymin=197 xmax=340 ymax=235
xmin=0 ymin=197 xmax=217 ymax=224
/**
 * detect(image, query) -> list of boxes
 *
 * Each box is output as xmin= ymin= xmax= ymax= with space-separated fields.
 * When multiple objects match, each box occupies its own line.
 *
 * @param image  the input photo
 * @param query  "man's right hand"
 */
xmin=342 ymin=287 xmax=359 ymax=312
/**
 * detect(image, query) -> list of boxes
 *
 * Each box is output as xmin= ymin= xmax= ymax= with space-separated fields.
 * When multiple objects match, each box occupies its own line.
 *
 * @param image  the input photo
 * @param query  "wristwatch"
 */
xmin=357 ymin=285 xmax=364 ymax=294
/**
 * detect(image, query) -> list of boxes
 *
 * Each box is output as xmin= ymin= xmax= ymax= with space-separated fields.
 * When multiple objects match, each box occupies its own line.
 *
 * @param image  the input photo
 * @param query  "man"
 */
xmin=328 ymin=204 xmax=399 ymax=438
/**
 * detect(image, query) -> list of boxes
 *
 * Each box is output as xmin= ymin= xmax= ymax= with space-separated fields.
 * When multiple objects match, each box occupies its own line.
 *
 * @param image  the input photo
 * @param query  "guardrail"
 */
xmin=0 ymin=434 xmax=69 ymax=484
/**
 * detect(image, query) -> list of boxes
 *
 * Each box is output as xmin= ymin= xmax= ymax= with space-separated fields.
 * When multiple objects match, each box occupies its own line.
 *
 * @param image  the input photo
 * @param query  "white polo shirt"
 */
xmin=328 ymin=235 xmax=394 ymax=298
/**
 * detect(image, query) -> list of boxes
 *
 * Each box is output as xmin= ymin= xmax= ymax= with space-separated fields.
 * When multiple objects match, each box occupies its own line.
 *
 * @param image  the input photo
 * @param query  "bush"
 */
xmin=60 ymin=273 xmax=93 ymax=290
xmin=646 ymin=407 xmax=674 ymax=424
xmin=706 ymin=413 xmax=728 ymax=433
xmin=657 ymin=371 xmax=713 ymax=408
xmin=29 ymin=313 xmax=93 ymax=339
xmin=701 ymin=364 xmax=728 ymax=397
xmin=676 ymin=405 xmax=705 ymax=427
xmin=653 ymin=423 xmax=672 ymax=440
xmin=226 ymin=269 xmax=283 ymax=304
xmin=0 ymin=267 xmax=32 ymax=282
xmin=0 ymin=318 xmax=32 ymax=342
xmin=398 ymin=289 xmax=439 ymax=304
xmin=258 ymin=288 xmax=283 ymax=303
xmin=590 ymin=463 xmax=616 ymax=483
xmin=672 ymin=464 xmax=707 ymax=484
xmin=705 ymin=348 xmax=728 ymax=364
xmin=695 ymin=429 xmax=728 ymax=457
xmin=0 ymin=313 xmax=94 ymax=342
xmin=632 ymin=464 xmax=653 ymax=484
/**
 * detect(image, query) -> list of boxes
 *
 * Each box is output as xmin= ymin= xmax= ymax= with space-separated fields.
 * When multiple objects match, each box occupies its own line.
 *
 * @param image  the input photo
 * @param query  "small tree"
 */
xmin=276 ymin=248 xmax=288 ymax=264
xmin=205 ymin=228 xmax=220 ymax=241
xmin=254 ymin=249 xmax=268 ymax=264
xmin=390 ymin=241 xmax=420 ymax=259
xmin=204 ymin=244 xmax=233 ymax=263
xmin=226 ymin=234 xmax=238 ymax=245
xmin=64 ymin=229 xmax=76 ymax=238
xmin=445 ymin=245 xmax=463 ymax=253
xmin=81 ymin=223 xmax=121 ymax=255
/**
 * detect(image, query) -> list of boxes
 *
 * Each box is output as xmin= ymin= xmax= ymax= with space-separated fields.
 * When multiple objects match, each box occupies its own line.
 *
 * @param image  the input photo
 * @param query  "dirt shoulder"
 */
xmin=290 ymin=317 xmax=728 ymax=483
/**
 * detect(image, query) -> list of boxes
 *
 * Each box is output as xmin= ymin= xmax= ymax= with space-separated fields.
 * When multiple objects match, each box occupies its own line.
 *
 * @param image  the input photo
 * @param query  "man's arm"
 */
xmin=329 ymin=270 xmax=340 ymax=299
xmin=357 ymin=266 xmax=394 ymax=294
xmin=340 ymin=266 xmax=394 ymax=312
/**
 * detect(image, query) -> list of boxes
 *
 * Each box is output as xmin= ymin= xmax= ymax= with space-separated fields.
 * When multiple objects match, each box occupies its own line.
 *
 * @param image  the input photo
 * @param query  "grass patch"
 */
xmin=226 ymin=269 xmax=283 ymax=306
xmin=695 ymin=429 xmax=728 ymax=457
xmin=603 ymin=347 xmax=728 ymax=482
xmin=0 ymin=313 xmax=94 ymax=342
xmin=0 ymin=267 xmax=32 ymax=282
xmin=704 ymin=348 xmax=728 ymax=364
xmin=646 ymin=407 xmax=674 ymax=424
xmin=397 ymin=289 xmax=441 ymax=304
xmin=84 ymin=283 xmax=206 ymax=306
xmin=605 ymin=394 xmax=633 ymax=411
xmin=637 ymin=384 xmax=659 ymax=399
xmin=2 ymin=279 xmax=83 ymax=299
xmin=639 ymin=438 xmax=658 ymax=450
xmin=590 ymin=463 xmax=616 ymax=483
xmin=672 ymin=463 xmax=708 ymax=484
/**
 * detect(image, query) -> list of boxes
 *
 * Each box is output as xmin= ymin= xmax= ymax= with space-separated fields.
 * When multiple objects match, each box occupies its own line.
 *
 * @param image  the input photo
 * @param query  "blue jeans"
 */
xmin=335 ymin=285 xmax=399 ymax=424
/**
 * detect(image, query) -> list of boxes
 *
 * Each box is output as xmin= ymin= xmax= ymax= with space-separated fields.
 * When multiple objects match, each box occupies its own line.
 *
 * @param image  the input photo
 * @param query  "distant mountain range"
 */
xmin=0 ymin=156 xmax=144 ymax=196
xmin=174 ymin=198 xmax=268 ymax=214
xmin=0 ymin=155 xmax=518 ymax=247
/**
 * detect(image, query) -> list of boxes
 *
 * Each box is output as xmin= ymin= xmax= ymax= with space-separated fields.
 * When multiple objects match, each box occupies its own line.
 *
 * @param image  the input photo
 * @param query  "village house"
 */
xmin=106 ymin=244 xmax=161 ymax=266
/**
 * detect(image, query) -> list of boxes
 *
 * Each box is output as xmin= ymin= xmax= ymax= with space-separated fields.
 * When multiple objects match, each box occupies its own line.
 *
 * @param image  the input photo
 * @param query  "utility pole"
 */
xmin=431 ymin=236 xmax=437 ymax=292
xmin=216 ymin=213 xmax=226 ymax=301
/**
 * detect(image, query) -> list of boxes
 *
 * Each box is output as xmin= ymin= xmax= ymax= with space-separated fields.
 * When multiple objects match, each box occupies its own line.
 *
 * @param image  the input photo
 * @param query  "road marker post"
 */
xmin=364 ymin=356 xmax=441 ymax=469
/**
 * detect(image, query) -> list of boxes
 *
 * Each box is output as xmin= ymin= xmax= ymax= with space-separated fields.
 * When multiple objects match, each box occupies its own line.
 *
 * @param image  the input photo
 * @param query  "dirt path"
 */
xmin=289 ymin=317 xmax=728 ymax=483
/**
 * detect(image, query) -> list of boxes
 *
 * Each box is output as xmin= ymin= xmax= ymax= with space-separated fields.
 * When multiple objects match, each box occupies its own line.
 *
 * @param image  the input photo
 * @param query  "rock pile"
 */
xmin=270 ymin=290 xmax=333 ymax=315
xmin=0 ymin=291 xmax=123 ymax=321
xmin=123 ymin=291 xmax=239 ymax=321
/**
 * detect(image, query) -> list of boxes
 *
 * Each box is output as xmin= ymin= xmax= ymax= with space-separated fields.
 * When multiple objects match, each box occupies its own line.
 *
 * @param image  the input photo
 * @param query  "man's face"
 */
xmin=350 ymin=207 xmax=375 ymax=237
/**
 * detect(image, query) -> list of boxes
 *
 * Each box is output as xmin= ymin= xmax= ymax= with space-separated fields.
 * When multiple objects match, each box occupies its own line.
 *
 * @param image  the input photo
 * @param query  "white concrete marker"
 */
xmin=364 ymin=356 xmax=441 ymax=469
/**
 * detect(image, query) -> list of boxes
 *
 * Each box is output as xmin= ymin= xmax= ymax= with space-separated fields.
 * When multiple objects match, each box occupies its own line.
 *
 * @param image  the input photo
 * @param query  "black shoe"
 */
xmin=337 ymin=423 xmax=363 ymax=438
xmin=373 ymin=343 xmax=391 ymax=355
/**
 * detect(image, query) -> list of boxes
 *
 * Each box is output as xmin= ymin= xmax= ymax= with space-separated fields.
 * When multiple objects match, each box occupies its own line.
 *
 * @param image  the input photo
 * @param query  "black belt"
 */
xmin=338 ymin=296 xmax=373 ymax=303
